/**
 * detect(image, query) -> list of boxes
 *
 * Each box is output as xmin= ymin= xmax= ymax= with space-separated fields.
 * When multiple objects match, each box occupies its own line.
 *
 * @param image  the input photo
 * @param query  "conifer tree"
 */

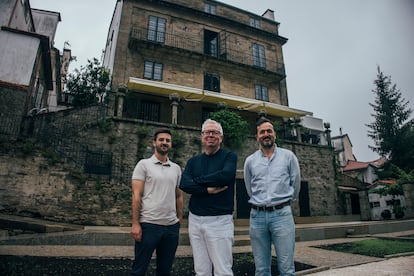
xmin=367 ymin=66 xmax=413 ymax=171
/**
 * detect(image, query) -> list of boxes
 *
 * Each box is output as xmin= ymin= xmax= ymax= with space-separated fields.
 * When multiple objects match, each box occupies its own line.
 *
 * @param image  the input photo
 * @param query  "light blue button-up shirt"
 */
xmin=243 ymin=147 xmax=301 ymax=206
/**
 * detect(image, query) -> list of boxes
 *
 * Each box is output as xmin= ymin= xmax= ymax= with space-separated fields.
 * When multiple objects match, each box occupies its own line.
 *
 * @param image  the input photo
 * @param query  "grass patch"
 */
xmin=316 ymin=238 xmax=414 ymax=258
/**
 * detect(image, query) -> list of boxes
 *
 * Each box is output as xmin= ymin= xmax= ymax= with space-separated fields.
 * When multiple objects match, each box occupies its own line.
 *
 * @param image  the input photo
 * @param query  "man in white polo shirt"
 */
xmin=130 ymin=128 xmax=183 ymax=276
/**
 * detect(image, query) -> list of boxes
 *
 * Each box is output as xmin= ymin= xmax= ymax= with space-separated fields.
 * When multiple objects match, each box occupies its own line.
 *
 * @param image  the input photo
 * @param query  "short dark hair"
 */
xmin=256 ymin=117 xmax=273 ymax=128
xmin=153 ymin=128 xmax=172 ymax=140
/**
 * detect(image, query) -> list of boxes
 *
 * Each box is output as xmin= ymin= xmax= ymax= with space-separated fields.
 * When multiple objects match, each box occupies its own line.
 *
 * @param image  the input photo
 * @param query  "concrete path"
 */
xmin=303 ymin=256 xmax=414 ymax=276
xmin=1 ymin=215 xmax=414 ymax=275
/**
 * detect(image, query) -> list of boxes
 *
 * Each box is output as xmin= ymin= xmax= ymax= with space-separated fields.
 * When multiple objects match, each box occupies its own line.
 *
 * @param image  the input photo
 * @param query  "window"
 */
xmin=255 ymin=84 xmax=269 ymax=101
xmin=204 ymin=3 xmax=216 ymax=15
xmin=138 ymin=101 xmax=160 ymax=121
xmin=147 ymin=16 xmax=166 ymax=43
xmin=204 ymin=73 xmax=220 ymax=92
xmin=250 ymin=18 xmax=261 ymax=29
xmin=370 ymin=202 xmax=380 ymax=208
xmin=204 ymin=30 xmax=219 ymax=57
xmin=144 ymin=61 xmax=163 ymax=80
xmin=252 ymin=43 xmax=266 ymax=68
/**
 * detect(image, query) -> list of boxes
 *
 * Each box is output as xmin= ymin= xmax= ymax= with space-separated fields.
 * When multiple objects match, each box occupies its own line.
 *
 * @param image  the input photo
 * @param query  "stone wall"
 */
xmin=402 ymin=182 xmax=414 ymax=219
xmin=0 ymin=85 xmax=28 ymax=139
xmin=0 ymin=108 xmax=339 ymax=226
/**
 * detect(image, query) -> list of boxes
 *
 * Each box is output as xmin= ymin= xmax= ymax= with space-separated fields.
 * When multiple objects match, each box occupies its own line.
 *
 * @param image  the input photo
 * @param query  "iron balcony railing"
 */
xmin=129 ymin=27 xmax=285 ymax=76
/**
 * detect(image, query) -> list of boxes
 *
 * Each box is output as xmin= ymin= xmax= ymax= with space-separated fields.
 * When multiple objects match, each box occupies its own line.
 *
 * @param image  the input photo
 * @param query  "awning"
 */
xmin=338 ymin=186 xmax=359 ymax=192
xmin=127 ymin=77 xmax=312 ymax=118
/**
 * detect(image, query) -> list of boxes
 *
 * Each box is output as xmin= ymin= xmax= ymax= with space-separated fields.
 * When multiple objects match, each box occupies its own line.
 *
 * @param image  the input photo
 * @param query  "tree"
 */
xmin=366 ymin=66 xmax=413 ymax=170
xmin=391 ymin=120 xmax=414 ymax=171
xmin=209 ymin=109 xmax=248 ymax=149
xmin=66 ymin=58 xmax=110 ymax=107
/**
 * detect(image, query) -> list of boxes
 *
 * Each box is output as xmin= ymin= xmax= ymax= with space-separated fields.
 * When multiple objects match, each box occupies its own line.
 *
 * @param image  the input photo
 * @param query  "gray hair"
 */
xmin=202 ymin=119 xmax=223 ymax=135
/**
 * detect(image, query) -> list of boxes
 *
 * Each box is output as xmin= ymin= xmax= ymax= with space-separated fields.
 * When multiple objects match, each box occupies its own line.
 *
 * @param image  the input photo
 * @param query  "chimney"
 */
xmin=262 ymin=9 xmax=275 ymax=21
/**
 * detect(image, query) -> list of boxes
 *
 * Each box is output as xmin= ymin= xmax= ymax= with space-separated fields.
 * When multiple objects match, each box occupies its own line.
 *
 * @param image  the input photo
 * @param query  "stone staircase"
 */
xmin=1 ymin=215 xmax=413 ymax=248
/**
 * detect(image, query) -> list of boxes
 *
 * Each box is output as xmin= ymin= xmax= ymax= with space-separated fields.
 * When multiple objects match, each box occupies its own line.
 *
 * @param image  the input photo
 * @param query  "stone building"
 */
xmin=0 ymin=0 xmax=75 ymax=142
xmin=103 ymin=0 xmax=314 ymax=127
xmin=101 ymin=0 xmax=339 ymax=219
xmin=2 ymin=1 xmax=411 ymax=226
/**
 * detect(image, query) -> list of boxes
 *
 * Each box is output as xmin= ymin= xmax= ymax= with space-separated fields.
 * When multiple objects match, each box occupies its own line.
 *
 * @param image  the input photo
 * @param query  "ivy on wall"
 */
xmin=209 ymin=110 xmax=248 ymax=150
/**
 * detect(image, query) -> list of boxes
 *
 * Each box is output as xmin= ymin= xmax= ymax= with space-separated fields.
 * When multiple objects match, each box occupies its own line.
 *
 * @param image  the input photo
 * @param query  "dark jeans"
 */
xmin=131 ymin=222 xmax=180 ymax=276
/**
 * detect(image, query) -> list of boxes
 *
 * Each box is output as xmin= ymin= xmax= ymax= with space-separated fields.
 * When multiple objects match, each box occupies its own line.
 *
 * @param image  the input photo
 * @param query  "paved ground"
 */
xmin=1 ymin=216 xmax=413 ymax=275
xmin=294 ymin=232 xmax=414 ymax=275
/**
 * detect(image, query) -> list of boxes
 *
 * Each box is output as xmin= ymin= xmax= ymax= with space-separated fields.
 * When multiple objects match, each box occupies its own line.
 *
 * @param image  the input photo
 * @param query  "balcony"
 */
xmin=129 ymin=27 xmax=285 ymax=76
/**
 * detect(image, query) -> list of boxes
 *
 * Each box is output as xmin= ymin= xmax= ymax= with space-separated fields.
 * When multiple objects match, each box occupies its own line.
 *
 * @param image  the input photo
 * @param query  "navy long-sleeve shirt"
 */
xmin=180 ymin=149 xmax=237 ymax=216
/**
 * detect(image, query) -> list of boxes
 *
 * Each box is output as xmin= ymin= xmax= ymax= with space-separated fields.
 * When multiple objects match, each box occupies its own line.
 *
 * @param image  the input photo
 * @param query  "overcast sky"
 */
xmin=30 ymin=0 xmax=414 ymax=162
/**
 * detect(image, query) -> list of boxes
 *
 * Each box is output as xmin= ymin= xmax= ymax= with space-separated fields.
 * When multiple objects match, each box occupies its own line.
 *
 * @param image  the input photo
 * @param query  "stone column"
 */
xmin=116 ymin=84 xmax=127 ymax=118
xmin=358 ymin=190 xmax=371 ymax=220
xmin=217 ymin=102 xmax=227 ymax=110
xmin=258 ymin=109 xmax=267 ymax=118
xmin=169 ymin=93 xmax=180 ymax=124
xmin=402 ymin=181 xmax=414 ymax=218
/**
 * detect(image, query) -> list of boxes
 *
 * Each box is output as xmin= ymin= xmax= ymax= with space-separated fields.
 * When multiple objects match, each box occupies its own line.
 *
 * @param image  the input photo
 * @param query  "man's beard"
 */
xmin=155 ymin=145 xmax=169 ymax=155
xmin=260 ymin=138 xmax=274 ymax=149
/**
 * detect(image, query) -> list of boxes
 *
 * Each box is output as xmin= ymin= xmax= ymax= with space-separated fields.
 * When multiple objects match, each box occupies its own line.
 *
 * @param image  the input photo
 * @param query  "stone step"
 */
xmin=178 ymin=227 xmax=250 ymax=246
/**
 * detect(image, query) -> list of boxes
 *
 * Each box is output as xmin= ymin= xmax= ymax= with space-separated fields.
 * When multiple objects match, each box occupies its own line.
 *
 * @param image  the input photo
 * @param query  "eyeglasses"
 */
xmin=202 ymin=130 xmax=221 ymax=136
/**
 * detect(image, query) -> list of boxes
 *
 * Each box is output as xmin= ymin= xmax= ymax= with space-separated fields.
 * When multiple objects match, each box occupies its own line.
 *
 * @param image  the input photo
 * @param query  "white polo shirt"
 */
xmin=132 ymin=155 xmax=181 ymax=226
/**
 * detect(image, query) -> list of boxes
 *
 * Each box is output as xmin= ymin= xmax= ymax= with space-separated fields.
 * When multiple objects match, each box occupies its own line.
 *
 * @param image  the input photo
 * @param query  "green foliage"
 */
xmin=272 ymin=120 xmax=283 ymax=146
xmin=170 ymin=129 xmax=186 ymax=163
xmin=136 ymin=125 xmax=149 ymax=161
xmin=375 ymin=182 xmax=403 ymax=197
xmin=377 ymin=163 xmax=414 ymax=184
xmin=391 ymin=120 xmax=414 ymax=171
xmin=66 ymin=58 xmax=110 ymax=107
xmin=137 ymin=125 xmax=148 ymax=139
xmin=375 ymin=163 xmax=414 ymax=197
xmin=97 ymin=119 xmax=112 ymax=133
xmin=209 ymin=109 xmax=248 ymax=149
xmin=366 ymin=66 xmax=413 ymax=171
xmin=42 ymin=149 xmax=60 ymax=166
xmin=67 ymin=170 xmax=87 ymax=186
xmin=19 ymin=140 xmax=35 ymax=156
xmin=95 ymin=180 xmax=102 ymax=191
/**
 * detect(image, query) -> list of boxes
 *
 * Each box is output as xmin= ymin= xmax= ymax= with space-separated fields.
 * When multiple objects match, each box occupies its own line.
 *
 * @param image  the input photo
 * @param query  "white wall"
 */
xmin=0 ymin=31 xmax=39 ymax=86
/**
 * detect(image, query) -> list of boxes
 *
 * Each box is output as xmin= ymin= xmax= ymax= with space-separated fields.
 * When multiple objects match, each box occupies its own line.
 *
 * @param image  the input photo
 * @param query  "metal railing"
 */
xmin=129 ymin=27 xmax=285 ymax=76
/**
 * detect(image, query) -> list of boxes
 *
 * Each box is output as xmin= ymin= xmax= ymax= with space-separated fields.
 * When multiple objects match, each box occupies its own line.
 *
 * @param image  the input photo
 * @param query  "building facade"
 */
xmin=103 ymin=0 xmax=315 ymax=130
xmin=102 ymin=0 xmax=341 ymax=219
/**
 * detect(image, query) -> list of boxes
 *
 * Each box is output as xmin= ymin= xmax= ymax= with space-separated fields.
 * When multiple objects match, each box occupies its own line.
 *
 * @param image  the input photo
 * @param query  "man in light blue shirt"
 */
xmin=244 ymin=117 xmax=300 ymax=276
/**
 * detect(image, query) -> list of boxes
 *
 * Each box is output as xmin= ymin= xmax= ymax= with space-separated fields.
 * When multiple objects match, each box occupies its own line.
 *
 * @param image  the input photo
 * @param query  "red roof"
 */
xmin=342 ymin=158 xmax=385 ymax=172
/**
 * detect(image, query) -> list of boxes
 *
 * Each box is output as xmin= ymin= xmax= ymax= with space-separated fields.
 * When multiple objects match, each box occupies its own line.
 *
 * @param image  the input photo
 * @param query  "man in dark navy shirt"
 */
xmin=180 ymin=119 xmax=237 ymax=276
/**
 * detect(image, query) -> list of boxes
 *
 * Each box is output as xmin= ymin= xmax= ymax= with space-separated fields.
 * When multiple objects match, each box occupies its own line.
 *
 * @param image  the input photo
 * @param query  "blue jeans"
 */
xmin=131 ymin=222 xmax=180 ymax=276
xmin=249 ymin=206 xmax=295 ymax=276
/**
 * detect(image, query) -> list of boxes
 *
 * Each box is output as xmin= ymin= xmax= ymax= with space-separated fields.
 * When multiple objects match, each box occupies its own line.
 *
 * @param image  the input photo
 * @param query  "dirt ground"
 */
xmin=0 ymin=253 xmax=314 ymax=275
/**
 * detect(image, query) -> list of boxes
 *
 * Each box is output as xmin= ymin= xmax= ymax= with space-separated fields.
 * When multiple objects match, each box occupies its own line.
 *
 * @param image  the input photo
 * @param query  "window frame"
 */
xmin=204 ymin=73 xmax=220 ymax=92
xmin=204 ymin=29 xmax=219 ymax=57
xmin=250 ymin=18 xmax=261 ymax=29
xmin=255 ymin=84 xmax=269 ymax=101
xmin=252 ymin=43 xmax=266 ymax=69
xmin=147 ymin=15 xmax=166 ymax=43
xmin=144 ymin=61 xmax=163 ymax=80
xmin=204 ymin=2 xmax=216 ymax=15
